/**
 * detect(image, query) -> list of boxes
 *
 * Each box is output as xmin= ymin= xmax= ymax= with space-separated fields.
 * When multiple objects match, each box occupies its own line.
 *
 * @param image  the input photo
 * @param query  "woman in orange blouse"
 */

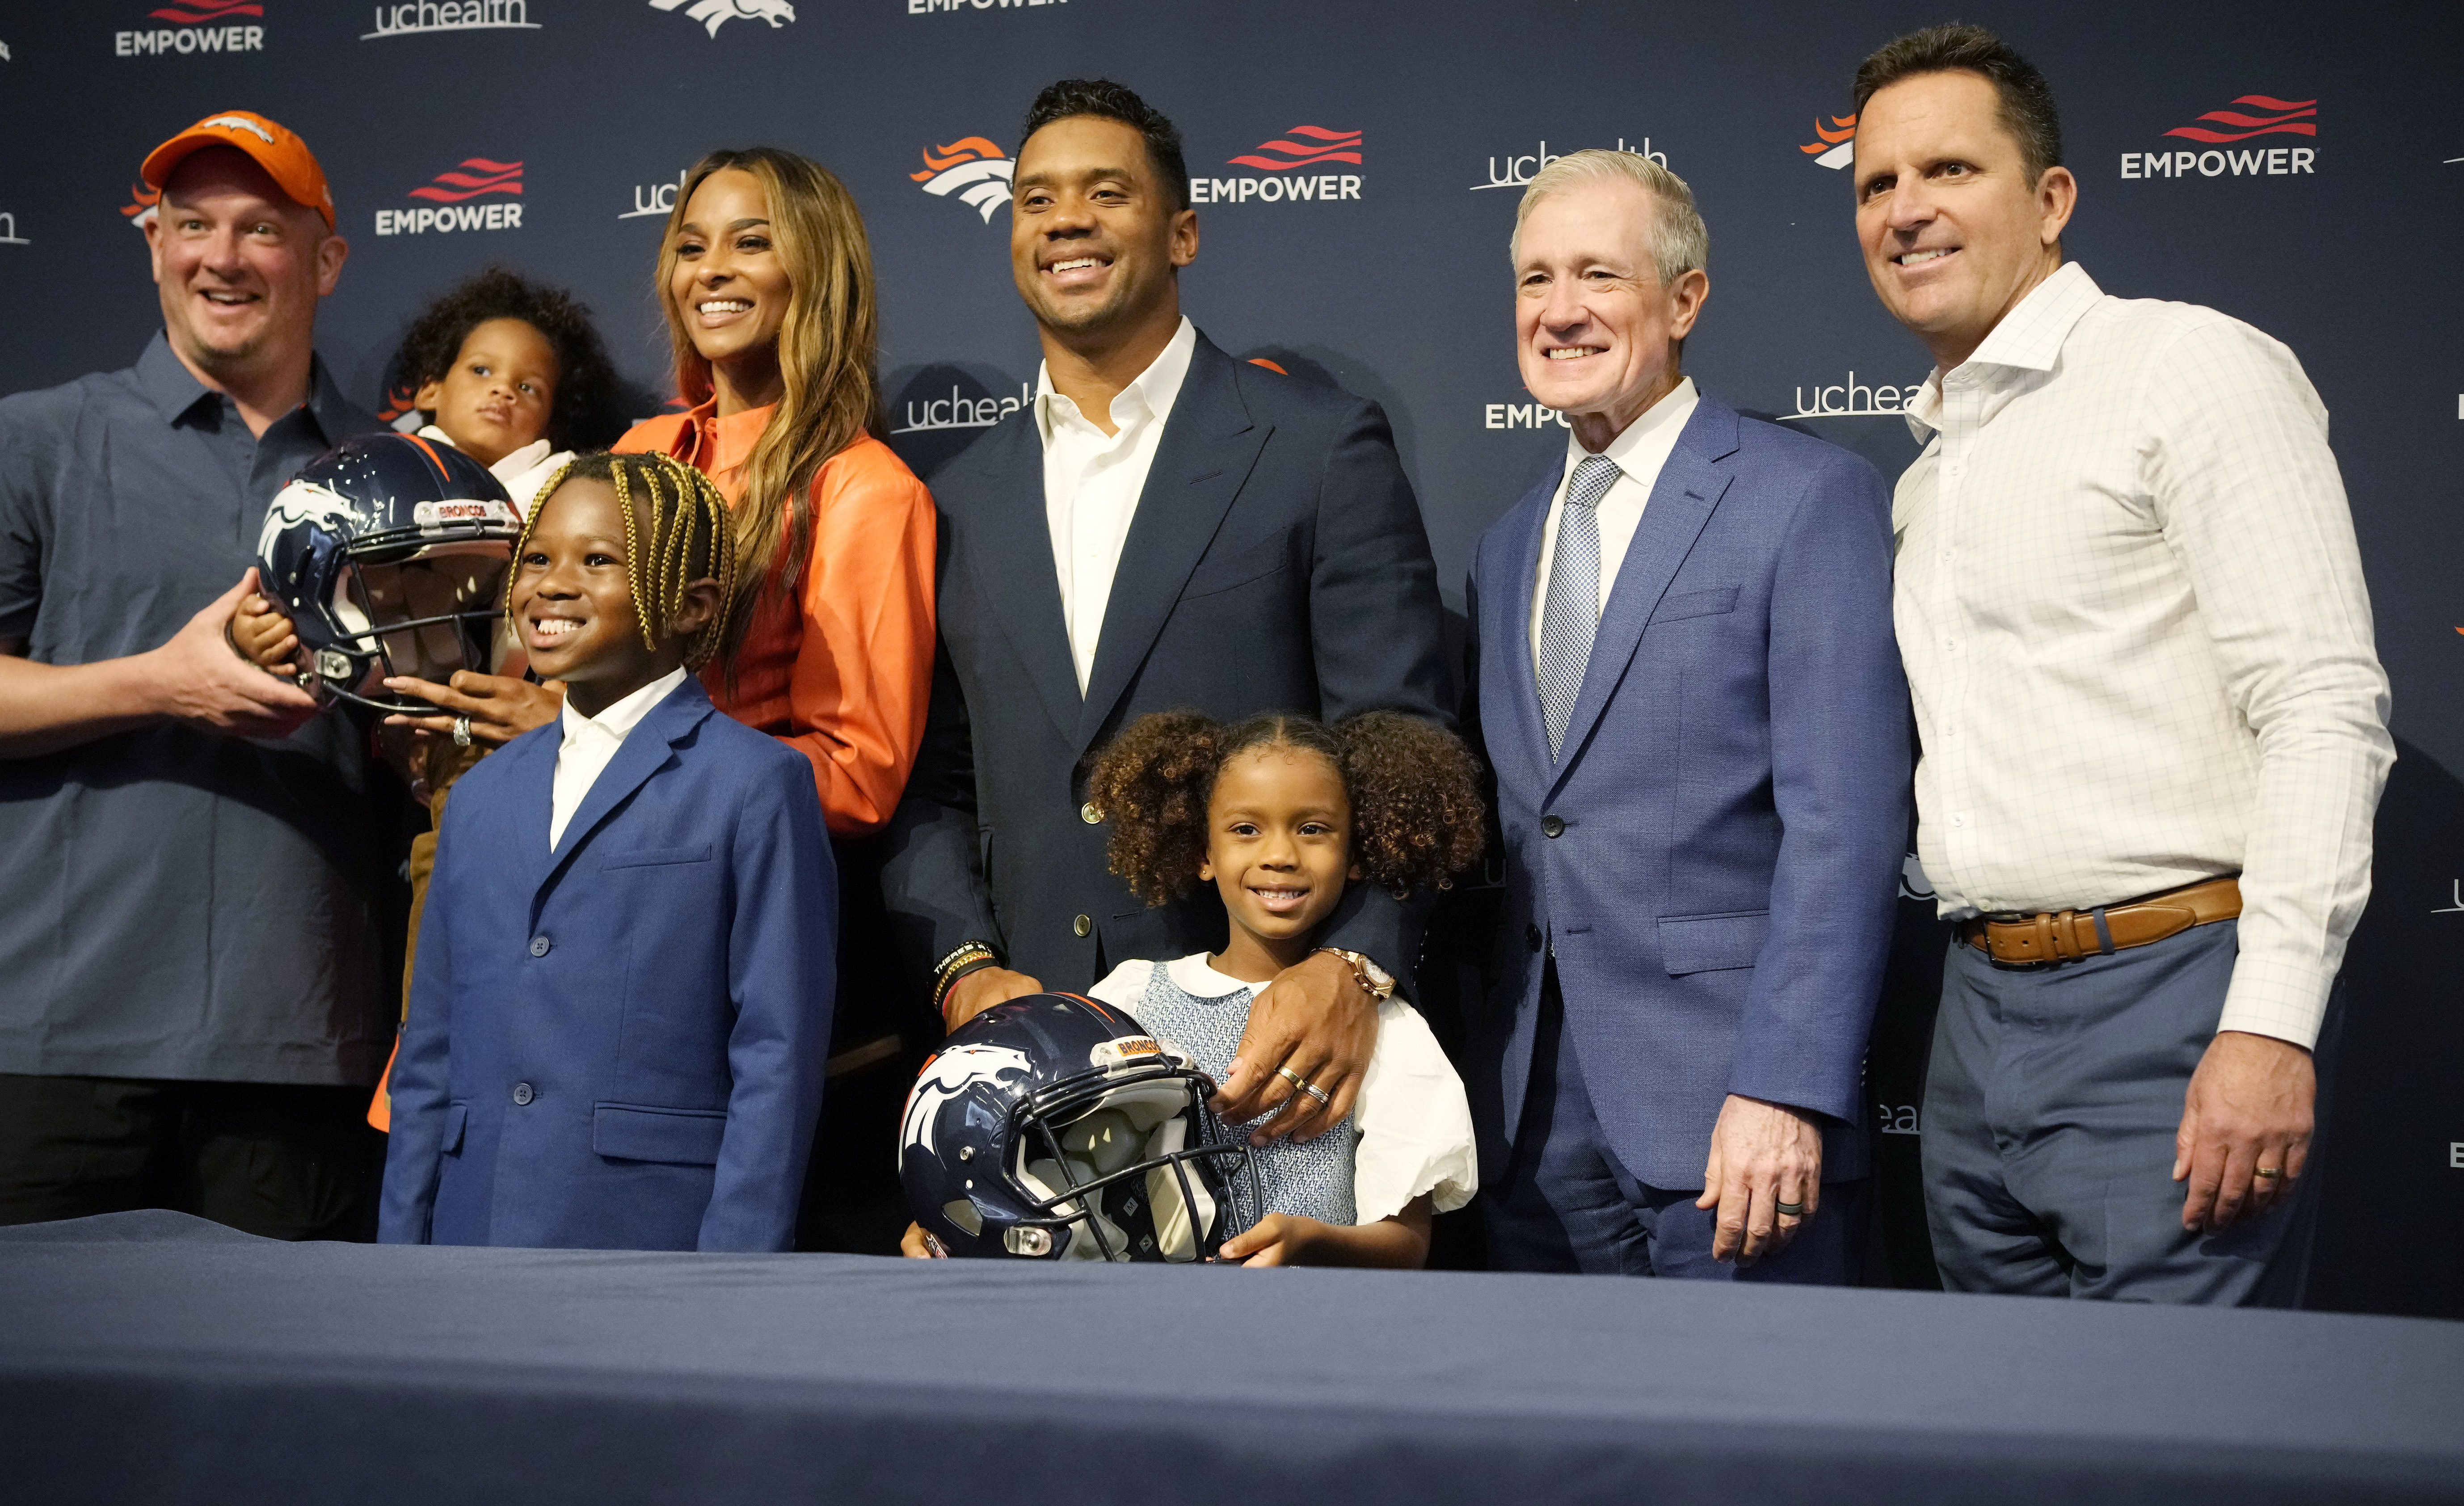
xmin=616 ymin=147 xmax=935 ymax=836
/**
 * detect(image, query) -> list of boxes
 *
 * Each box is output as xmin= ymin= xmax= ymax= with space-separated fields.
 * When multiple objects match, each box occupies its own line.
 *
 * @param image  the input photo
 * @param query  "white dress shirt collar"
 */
xmin=548 ymin=667 xmax=686 ymax=850
xmin=1906 ymin=262 xmax=2103 ymax=439
xmin=1034 ymin=315 xmax=1198 ymax=449
xmin=1563 ymin=374 xmax=1699 ymax=476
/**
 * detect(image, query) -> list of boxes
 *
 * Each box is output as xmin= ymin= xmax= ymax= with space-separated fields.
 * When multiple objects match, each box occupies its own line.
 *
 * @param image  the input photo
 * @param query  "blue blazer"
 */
xmin=378 ymin=677 xmax=838 ymax=1252
xmin=883 ymin=332 xmax=1452 ymax=992
xmin=1465 ymin=393 xmax=1909 ymax=1189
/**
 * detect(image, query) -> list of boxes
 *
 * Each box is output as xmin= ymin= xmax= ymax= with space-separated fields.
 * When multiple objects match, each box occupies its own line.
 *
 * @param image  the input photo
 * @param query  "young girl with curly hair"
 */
xmin=908 ymin=708 xmax=1486 ymax=1267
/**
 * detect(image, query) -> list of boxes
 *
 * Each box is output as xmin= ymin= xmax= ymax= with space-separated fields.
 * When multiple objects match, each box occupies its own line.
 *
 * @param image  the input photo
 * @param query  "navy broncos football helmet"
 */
xmin=255 ymin=432 xmax=524 ymax=713
xmin=900 ymin=992 xmax=1259 ymax=1262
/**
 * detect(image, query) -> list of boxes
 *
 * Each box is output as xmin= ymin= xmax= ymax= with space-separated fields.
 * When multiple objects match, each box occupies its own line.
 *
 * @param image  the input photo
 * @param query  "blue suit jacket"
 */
xmin=882 ymin=333 xmax=1451 ymax=992
xmin=378 ymin=677 xmax=838 ymax=1252
xmin=1465 ymin=393 xmax=1909 ymax=1189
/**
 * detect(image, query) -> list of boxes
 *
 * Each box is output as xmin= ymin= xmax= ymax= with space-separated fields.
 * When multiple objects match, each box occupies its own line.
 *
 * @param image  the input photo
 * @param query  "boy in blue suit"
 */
xmin=380 ymin=452 xmax=836 ymax=1252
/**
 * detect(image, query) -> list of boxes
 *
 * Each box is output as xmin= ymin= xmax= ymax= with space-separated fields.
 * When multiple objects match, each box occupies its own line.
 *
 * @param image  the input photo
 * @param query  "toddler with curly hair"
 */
xmin=1086 ymin=708 xmax=1485 ymax=1268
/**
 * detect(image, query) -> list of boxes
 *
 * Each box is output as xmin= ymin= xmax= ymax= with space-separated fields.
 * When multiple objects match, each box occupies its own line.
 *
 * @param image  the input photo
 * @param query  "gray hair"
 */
xmin=1510 ymin=149 xmax=1709 ymax=287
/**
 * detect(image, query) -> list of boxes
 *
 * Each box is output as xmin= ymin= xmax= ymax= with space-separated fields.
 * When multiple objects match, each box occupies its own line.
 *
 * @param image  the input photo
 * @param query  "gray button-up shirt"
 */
xmin=0 ymin=332 xmax=393 ymax=1084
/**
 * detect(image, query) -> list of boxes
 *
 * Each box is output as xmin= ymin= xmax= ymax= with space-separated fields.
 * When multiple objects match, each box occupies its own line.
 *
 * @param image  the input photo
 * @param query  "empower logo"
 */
xmin=1189 ymin=125 xmax=1363 ymax=205
xmin=364 ymin=0 xmax=539 ymax=39
xmin=2122 ymin=96 xmax=2317 ymax=178
xmin=116 ymin=0 xmax=265 ymax=55
xmin=912 ymin=138 xmax=1012 ymax=223
xmin=1800 ymin=113 xmax=1855 ymax=170
xmin=375 ymin=159 xmax=525 ymax=235
xmin=648 ymin=0 xmax=793 ymax=36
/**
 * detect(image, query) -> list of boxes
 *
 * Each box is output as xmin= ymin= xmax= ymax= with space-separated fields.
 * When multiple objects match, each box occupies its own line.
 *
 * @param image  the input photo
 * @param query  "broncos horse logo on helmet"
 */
xmin=256 ymin=432 xmax=523 ymax=714
xmin=899 ymin=993 xmax=1260 ymax=1262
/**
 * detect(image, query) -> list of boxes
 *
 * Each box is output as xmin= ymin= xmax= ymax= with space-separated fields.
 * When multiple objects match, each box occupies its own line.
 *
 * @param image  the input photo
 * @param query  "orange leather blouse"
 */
xmin=616 ymin=400 xmax=937 ymax=839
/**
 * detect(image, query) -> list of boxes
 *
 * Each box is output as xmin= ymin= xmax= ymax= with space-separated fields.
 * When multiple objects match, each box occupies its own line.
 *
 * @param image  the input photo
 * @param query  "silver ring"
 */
xmin=451 ymin=715 xmax=472 ymax=748
xmin=1299 ymin=1081 xmax=1331 ymax=1107
xmin=1775 ymin=1199 xmax=1805 ymax=1217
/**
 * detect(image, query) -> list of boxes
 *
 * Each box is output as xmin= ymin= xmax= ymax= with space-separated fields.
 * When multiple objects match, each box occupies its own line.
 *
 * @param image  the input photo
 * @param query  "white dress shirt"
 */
xmin=548 ymin=667 xmax=686 ymax=850
xmin=1893 ymin=262 xmax=2391 ymax=1048
xmin=1037 ymin=316 xmax=1199 ymax=693
xmin=1090 ymin=954 xmax=1478 ymax=1224
xmin=1528 ymin=377 xmax=1698 ymax=666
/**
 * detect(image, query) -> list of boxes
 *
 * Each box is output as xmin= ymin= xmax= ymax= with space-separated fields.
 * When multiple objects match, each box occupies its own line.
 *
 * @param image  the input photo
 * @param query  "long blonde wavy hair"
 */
xmin=655 ymin=147 xmax=883 ymax=614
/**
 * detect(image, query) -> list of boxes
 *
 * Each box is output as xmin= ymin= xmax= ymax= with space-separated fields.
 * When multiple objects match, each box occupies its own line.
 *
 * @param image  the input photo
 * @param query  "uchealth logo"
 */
xmin=912 ymin=139 xmax=1013 ymax=224
xmin=648 ymin=0 xmax=793 ymax=36
xmin=1472 ymin=138 xmax=1665 ymax=192
xmin=1189 ymin=125 xmax=1362 ymax=205
xmin=1778 ymin=371 xmax=1926 ymax=422
xmin=0 ymin=212 xmax=26 ymax=247
xmin=892 ymin=380 xmax=1032 ymax=435
xmin=1800 ymin=113 xmax=1856 ymax=170
xmin=375 ymin=159 xmax=525 ymax=236
xmin=2122 ymin=95 xmax=2317 ymax=179
xmin=116 ymin=0 xmax=265 ymax=56
xmin=363 ymin=0 xmax=539 ymax=40
xmin=621 ymin=169 xmax=687 ymax=221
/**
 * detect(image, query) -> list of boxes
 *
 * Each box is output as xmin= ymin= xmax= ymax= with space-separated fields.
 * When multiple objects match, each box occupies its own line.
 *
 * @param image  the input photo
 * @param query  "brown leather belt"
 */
xmin=1957 ymin=876 xmax=2241 ymax=966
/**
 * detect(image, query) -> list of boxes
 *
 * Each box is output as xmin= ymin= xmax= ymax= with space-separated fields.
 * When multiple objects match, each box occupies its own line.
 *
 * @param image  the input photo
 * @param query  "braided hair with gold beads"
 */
xmin=508 ymin=451 xmax=741 ymax=671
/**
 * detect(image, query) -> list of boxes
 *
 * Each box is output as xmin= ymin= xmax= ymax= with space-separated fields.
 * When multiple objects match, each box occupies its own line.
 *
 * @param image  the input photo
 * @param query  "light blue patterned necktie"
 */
xmin=1536 ymin=453 xmax=1622 ymax=758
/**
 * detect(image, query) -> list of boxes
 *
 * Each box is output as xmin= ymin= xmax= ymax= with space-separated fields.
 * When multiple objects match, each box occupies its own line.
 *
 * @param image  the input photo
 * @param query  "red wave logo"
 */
xmin=910 ymin=137 xmax=1006 ymax=181
xmin=1228 ymin=125 xmax=1362 ymax=171
xmin=2163 ymin=95 xmax=2317 ymax=144
xmin=407 ymin=159 xmax=523 ymax=202
xmin=148 ymin=0 xmax=262 ymax=21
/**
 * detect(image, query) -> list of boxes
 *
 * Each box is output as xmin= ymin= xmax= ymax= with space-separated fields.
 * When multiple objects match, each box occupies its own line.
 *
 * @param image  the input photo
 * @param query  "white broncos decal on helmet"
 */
xmin=647 ymin=0 xmax=794 ymax=37
xmin=900 ymin=1044 xmax=1032 ymax=1163
xmin=257 ymin=480 xmax=364 ymax=561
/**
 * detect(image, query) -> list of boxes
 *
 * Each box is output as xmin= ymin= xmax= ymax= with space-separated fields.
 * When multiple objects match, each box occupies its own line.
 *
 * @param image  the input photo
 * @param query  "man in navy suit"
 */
xmin=883 ymin=79 xmax=1450 ymax=1139
xmin=1467 ymin=151 xmax=1910 ymax=1280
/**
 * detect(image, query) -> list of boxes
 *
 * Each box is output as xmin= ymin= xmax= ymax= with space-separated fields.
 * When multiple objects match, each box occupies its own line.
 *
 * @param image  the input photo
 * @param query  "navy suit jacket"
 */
xmin=883 ymin=332 xmax=1452 ymax=992
xmin=378 ymin=677 xmax=837 ymax=1252
xmin=1465 ymin=393 xmax=1909 ymax=1189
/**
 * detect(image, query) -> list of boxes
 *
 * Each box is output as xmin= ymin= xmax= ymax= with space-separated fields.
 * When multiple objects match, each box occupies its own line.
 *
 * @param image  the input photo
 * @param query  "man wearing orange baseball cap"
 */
xmin=0 ymin=111 xmax=396 ymax=1240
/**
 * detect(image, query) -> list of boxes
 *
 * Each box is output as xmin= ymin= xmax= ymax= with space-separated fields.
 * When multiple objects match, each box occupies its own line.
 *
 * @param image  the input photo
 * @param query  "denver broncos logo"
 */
xmin=198 ymin=114 xmax=275 ymax=145
xmin=900 ymin=1043 xmax=1032 ymax=1161
xmin=1801 ymin=114 xmax=1856 ymax=170
xmin=912 ymin=138 xmax=1014 ymax=224
xmin=122 ymin=183 xmax=162 ymax=232
xmin=647 ymin=0 xmax=794 ymax=37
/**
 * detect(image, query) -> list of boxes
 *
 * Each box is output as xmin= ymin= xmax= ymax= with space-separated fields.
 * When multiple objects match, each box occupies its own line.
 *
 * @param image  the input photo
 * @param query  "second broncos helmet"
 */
xmin=899 ymin=993 xmax=1259 ymax=1262
xmin=255 ymin=432 xmax=522 ymax=713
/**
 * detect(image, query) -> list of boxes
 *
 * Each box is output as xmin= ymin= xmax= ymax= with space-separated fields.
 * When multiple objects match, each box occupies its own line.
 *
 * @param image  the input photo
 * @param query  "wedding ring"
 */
xmin=1298 ymin=1081 xmax=1331 ymax=1106
xmin=2253 ymin=1167 xmax=2283 ymax=1180
xmin=1275 ymin=1066 xmax=1310 ymax=1093
xmin=451 ymin=715 xmax=472 ymax=748
xmin=1775 ymin=1200 xmax=1805 ymax=1217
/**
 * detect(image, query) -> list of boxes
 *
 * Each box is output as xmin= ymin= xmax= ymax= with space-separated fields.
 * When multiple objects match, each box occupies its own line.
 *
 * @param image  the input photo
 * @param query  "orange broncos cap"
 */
xmin=140 ymin=110 xmax=335 ymax=229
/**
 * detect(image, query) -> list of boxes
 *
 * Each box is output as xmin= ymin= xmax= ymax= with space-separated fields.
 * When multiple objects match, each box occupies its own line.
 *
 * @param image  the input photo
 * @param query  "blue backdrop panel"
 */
xmin=0 ymin=0 xmax=2456 ymax=1313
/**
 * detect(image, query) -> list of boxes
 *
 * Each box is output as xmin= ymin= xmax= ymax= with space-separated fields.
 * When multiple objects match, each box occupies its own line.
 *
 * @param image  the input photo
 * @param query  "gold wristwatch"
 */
xmin=1314 ymin=947 xmax=1396 ymax=1002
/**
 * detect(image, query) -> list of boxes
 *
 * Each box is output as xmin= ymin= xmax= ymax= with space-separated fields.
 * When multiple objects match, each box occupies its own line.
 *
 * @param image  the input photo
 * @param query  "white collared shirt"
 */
xmin=548 ymin=667 xmax=686 ymax=850
xmin=1089 ymin=954 xmax=1478 ymax=1225
xmin=1528 ymin=377 xmax=1699 ymax=667
xmin=1893 ymin=262 xmax=2390 ymax=1047
xmin=416 ymin=424 xmax=568 ymax=518
xmin=1037 ymin=316 xmax=1199 ymax=693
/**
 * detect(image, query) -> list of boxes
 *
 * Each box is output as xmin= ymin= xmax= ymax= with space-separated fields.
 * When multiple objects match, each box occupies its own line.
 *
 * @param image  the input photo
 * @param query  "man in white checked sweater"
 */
xmin=1851 ymin=25 xmax=2391 ymax=1302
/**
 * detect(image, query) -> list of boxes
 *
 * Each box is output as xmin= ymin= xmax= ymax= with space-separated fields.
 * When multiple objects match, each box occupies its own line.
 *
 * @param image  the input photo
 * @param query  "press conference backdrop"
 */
xmin=1 ymin=0 xmax=2457 ymax=1314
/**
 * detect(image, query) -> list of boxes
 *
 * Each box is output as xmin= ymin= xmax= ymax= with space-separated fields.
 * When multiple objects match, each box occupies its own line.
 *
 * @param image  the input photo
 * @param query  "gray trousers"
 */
xmin=1922 ymin=920 xmax=2326 ymax=1304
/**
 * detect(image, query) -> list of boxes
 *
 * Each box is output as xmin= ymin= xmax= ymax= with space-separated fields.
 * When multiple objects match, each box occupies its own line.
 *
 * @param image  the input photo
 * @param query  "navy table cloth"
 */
xmin=3 ymin=1210 xmax=2459 ymax=1504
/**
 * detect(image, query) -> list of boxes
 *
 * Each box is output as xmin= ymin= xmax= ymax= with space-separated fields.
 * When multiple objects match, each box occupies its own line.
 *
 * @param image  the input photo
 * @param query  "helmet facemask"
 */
xmin=317 ymin=538 xmax=515 ymax=713
xmin=1003 ymin=1051 xmax=1261 ymax=1262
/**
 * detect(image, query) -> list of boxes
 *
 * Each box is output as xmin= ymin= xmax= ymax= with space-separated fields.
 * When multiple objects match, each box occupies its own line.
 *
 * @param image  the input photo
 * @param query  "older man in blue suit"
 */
xmin=1466 ymin=151 xmax=1909 ymax=1281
